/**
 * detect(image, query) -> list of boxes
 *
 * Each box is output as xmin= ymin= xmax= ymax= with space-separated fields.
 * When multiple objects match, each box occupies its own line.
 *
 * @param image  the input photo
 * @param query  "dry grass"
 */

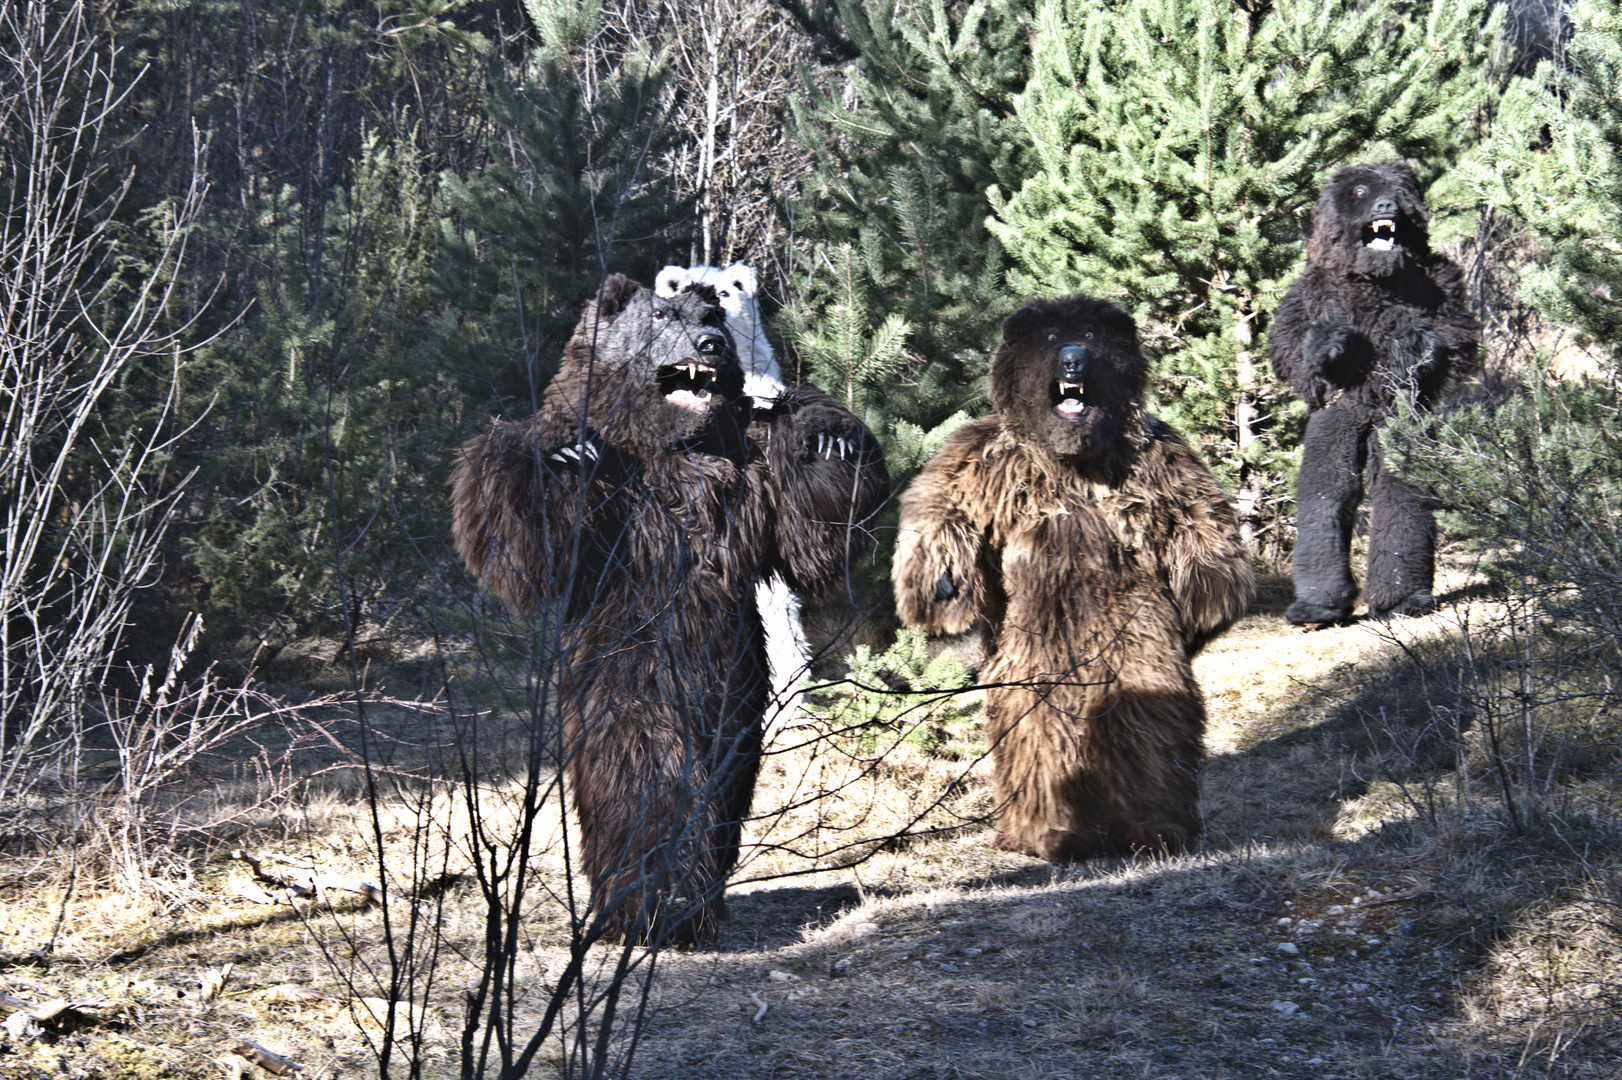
xmin=1 ymin=558 xmax=1619 ymax=1079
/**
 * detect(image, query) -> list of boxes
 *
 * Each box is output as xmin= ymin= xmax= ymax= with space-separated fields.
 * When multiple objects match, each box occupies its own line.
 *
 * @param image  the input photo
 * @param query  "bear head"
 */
xmin=552 ymin=273 xmax=747 ymax=453
xmin=990 ymin=294 xmax=1150 ymax=466
xmin=656 ymin=262 xmax=759 ymax=328
xmin=1307 ymin=161 xmax=1432 ymax=279
xmin=653 ymin=263 xmax=782 ymax=398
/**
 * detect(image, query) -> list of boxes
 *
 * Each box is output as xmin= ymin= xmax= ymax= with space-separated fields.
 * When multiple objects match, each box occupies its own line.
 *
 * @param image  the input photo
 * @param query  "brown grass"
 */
xmin=1 ymin=558 xmax=1618 ymax=1079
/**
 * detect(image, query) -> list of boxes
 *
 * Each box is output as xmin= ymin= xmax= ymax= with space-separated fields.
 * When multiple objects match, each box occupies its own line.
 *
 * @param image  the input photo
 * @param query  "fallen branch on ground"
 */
xmin=230 ymin=850 xmax=386 ymax=905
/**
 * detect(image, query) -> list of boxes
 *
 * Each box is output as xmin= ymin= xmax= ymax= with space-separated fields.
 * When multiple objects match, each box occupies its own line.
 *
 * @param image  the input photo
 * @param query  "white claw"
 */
xmin=549 ymin=442 xmax=594 ymax=465
xmin=838 ymin=438 xmax=851 ymax=458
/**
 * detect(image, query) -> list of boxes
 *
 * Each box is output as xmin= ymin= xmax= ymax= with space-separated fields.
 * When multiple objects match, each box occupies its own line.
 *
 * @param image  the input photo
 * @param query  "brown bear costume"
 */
xmin=1269 ymin=161 xmax=1480 ymax=625
xmin=450 ymin=275 xmax=888 ymax=943
xmin=892 ymin=295 xmax=1253 ymax=860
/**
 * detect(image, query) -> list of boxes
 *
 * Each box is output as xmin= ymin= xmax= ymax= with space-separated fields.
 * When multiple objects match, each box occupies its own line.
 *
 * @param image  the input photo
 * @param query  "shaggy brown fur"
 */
xmin=450 ymin=274 xmax=888 ymax=943
xmin=1270 ymin=161 xmax=1480 ymax=625
xmin=893 ymin=295 xmax=1253 ymax=860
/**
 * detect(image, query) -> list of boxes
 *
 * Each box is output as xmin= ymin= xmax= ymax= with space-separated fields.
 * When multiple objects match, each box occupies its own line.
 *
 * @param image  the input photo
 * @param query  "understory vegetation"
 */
xmin=2 ymin=0 xmax=1620 ymax=1077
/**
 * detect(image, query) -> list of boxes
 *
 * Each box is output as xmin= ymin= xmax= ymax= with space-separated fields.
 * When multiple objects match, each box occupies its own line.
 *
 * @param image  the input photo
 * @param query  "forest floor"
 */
xmin=0 ymin=562 xmax=1618 ymax=1079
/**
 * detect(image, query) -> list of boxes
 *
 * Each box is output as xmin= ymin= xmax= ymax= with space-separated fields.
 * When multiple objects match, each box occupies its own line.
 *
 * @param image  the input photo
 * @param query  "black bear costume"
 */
xmin=1269 ymin=162 xmax=1480 ymax=625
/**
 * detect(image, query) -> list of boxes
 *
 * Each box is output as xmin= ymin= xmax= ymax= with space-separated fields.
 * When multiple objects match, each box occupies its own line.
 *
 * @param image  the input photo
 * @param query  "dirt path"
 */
xmin=0 ymin=568 xmax=1565 ymax=1080
xmin=620 ymin=573 xmax=1497 ymax=1079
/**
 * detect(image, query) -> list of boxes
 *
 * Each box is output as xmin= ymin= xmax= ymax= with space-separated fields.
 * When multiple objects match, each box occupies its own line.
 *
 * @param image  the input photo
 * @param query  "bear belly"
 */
xmin=980 ymin=513 xmax=1205 ymax=860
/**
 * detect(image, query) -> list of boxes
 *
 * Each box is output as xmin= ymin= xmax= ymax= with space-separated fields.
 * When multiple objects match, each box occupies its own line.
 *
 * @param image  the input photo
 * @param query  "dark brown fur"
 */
xmin=893 ymin=295 xmax=1253 ymax=860
xmin=1269 ymin=162 xmax=1480 ymax=624
xmin=450 ymin=275 xmax=888 ymax=943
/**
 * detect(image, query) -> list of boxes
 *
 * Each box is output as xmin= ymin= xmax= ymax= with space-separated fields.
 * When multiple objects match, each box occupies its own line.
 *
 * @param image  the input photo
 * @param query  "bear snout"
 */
xmin=1057 ymin=344 xmax=1092 ymax=380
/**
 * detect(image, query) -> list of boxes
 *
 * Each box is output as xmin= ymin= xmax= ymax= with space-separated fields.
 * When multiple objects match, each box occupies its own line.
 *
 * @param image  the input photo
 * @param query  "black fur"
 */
xmin=1269 ymin=162 xmax=1480 ymax=624
xmin=450 ymin=275 xmax=889 ymax=943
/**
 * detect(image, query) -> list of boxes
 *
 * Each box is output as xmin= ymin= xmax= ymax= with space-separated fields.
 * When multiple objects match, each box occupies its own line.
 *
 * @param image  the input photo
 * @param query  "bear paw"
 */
xmin=1366 ymin=591 xmax=1436 ymax=621
xmin=1285 ymin=599 xmax=1352 ymax=627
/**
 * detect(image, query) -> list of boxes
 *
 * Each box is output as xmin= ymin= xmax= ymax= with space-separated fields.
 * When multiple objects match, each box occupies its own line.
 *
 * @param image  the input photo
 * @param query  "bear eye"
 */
xmin=1354 ymin=185 xmax=1368 ymax=198
xmin=653 ymin=308 xmax=667 ymax=321
xmin=1047 ymin=332 xmax=1057 ymax=342
xmin=1085 ymin=331 xmax=1093 ymax=339
xmin=719 ymin=289 xmax=731 ymax=298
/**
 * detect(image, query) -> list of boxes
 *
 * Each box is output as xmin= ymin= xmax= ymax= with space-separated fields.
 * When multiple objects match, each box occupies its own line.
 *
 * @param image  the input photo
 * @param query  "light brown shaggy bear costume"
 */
xmin=892 ymin=294 xmax=1254 ymax=860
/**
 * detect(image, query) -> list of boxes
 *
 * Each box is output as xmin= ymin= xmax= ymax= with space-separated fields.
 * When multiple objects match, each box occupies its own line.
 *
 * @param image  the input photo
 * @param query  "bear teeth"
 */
xmin=658 ymin=361 xmax=717 ymax=413
xmin=1054 ymin=381 xmax=1086 ymax=418
xmin=1367 ymin=218 xmax=1396 ymax=251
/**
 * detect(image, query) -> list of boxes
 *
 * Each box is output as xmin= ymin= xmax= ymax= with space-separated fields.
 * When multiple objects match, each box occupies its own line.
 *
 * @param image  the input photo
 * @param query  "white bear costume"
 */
xmin=658 ymin=263 xmax=811 ymax=737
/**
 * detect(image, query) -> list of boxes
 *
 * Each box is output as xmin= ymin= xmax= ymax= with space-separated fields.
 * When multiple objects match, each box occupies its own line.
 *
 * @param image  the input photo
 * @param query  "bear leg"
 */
xmin=1364 ymin=432 xmax=1438 ymax=618
xmin=758 ymin=573 xmax=811 ymax=739
xmin=568 ymin=695 xmax=760 ymax=947
xmin=986 ymin=687 xmax=1204 ymax=861
xmin=1289 ymin=401 xmax=1372 ymax=625
xmin=984 ymin=689 xmax=1112 ymax=859
xmin=1089 ymin=694 xmax=1204 ymax=857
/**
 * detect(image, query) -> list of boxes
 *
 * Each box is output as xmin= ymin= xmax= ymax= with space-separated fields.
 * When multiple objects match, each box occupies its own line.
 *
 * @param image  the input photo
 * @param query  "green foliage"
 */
xmin=1386 ymin=367 xmax=1622 ymax=642
xmin=181 ymin=128 xmax=452 ymax=636
xmin=887 ymin=411 xmax=974 ymax=478
xmin=784 ymin=0 xmax=1033 ymax=432
xmin=987 ymin=0 xmax=1495 ymax=524
xmin=782 ymin=243 xmax=914 ymax=417
xmin=1465 ymin=0 xmax=1622 ymax=368
xmin=1382 ymin=374 xmax=1622 ymax=832
xmin=835 ymin=628 xmax=983 ymax=758
xmin=432 ymin=0 xmax=692 ymax=416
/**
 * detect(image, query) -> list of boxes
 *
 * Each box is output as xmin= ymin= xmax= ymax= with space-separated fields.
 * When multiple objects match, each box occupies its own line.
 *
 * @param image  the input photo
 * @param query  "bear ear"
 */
xmin=1385 ymin=161 xmax=1430 ymax=224
xmin=1094 ymin=300 xmax=1137 ymax=338
xmin=595 ymin=273 xmax=643 ymax=320
xmin=723 ymin=263 xmax=758 ymax=297
xmin=1383 ymin=160 xmax=1421 ymax=190
xmin=654 ymin=265 xmax=688 ymax=299
xmin=1001 ymin=303 xmax=1040 ymax=339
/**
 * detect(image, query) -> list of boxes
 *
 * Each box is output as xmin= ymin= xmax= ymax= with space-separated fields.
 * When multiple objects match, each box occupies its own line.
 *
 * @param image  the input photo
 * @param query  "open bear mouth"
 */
xmin=658 ymin=361 xmax=717 ymax=413
xmin=1364 ymin=217 xmax=1398 ymax=252
xmin=1051 ymin=379 xmax=1087 ymax=420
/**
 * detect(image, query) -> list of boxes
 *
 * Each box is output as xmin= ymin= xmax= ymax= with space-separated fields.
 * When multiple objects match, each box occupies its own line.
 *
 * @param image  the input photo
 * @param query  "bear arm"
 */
xmin=892 ymin=422 xmax=998 ymax=636
xmin=1133 ymin=434 xmax=1255 ymax=655
xmin=761 ymin=385 xmax=890 ymax=602
xmin=1420 ymin=257 xmax=1482 ymax=388
xmin=1268 ymin=279 xmax=1342 ymax=407
xmin=448 ymin=416 xmax=619 ymax=615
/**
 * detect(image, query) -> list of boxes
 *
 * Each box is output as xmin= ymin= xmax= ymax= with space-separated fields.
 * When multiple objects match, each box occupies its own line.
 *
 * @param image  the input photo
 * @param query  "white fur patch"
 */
xmin=758 ymin=573 xmax=812 ymax=741
xmin=654 ymin=264 xmax=688 ymax=299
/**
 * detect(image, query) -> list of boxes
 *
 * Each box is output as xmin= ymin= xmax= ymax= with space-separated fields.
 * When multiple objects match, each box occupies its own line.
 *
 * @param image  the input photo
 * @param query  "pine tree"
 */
xmin=433 ymin=0 xmax=692 ymax=416
xmin=782 ymin=0 xmax=1035 ymax=437
xmin=1468 ymin=0 xmax=1622 ymax=367
xmin=984 ymin=0 xmax=1495 ymax=543
xmin=1380 ymin=0 xmax=1622 ymax=649
xmin=182 ymin=128 xmax=451 ymax=634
